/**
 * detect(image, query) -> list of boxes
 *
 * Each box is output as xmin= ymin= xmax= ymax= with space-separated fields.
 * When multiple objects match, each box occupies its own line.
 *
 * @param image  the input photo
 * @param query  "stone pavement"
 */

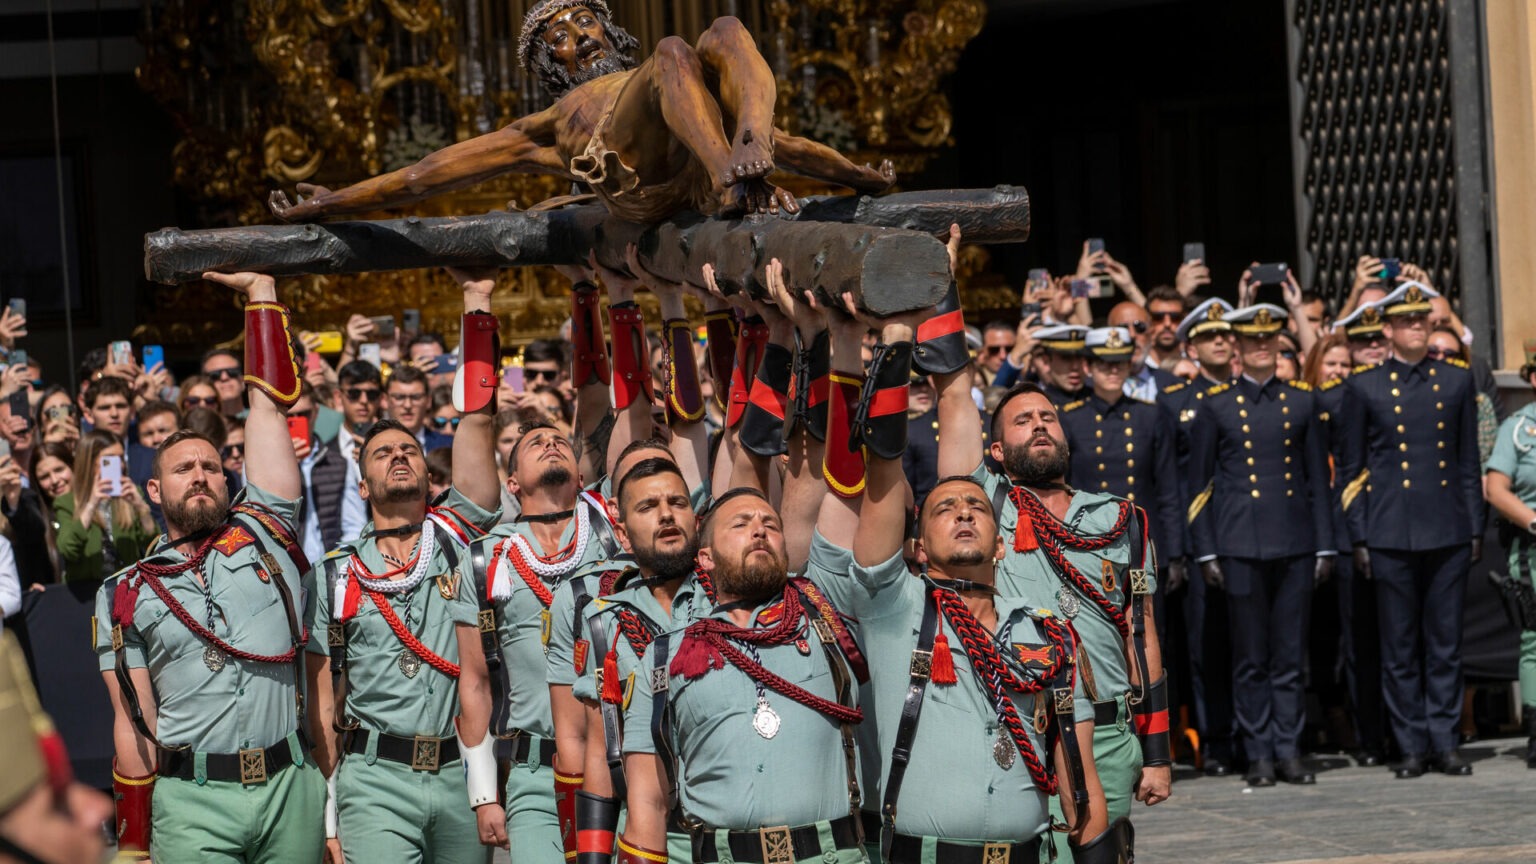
xmin=1134 ymin=736 xmax=1535 ymax=863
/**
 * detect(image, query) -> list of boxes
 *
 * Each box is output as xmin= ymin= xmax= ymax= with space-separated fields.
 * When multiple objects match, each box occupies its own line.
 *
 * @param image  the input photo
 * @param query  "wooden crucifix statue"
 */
xmin=268 ymin=2 xmax=897 ymax=224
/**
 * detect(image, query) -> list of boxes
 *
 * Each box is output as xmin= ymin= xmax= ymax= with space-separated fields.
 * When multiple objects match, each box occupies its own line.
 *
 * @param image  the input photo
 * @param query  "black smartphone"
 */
xmin=9 ymin=390 xmax=29 ymax=431
xmin=1249 ymin=263 xmax=1289 ymax=286
xmin=1183 ymin=243 xmax=1206 ymax=264
xmin=402 ymin=308 xmax=421 ymax=334
xmin=1379 ymin=258 xmax=1401 ymax=280
xmin=1020 ymin=302 xmax=1043 ymax=322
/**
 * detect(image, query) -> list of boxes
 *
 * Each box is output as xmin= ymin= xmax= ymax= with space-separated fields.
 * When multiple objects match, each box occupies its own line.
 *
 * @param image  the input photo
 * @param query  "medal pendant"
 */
xmin=398 ymin=649 xmax=423 ymax=679
xmin=993 ymin=726 xmax=1016 ymax=770
xmin=752 ymin=697 xmax=781 ymax=739
xmin=203 ymin=645 xmax=227 ymax=673
xmin=1056 ymin=587 xmax=1081 ymax=619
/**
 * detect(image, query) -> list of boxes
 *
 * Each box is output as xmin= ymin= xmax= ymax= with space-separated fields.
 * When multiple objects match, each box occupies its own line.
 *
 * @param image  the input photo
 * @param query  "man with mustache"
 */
xmin=800 ymin=300 xmax=1118 ymax=860
xmin=94 ymin=270 xmax=323 ymax=863
xmin=269 ymin=2 xmax=894 ymax=223
xmin=303 ymin=266 xmax=504 ymax=863
xmin=939 ymin=372 xmax=1170 ymax=862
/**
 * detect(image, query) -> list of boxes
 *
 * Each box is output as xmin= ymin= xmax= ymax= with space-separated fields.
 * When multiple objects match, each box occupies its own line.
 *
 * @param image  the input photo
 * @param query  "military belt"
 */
xmin=345 ymin=728 xmax=460 ymax=771
xmin=158 ymin=734 xmax=303 ymax=785
xmin=888 ymin=834 xmax=1042 ymax=864
xmin=494 ymin=731 xmax=557 ymax=767
xmin=691 ymin=814 xmax=863 ymax=864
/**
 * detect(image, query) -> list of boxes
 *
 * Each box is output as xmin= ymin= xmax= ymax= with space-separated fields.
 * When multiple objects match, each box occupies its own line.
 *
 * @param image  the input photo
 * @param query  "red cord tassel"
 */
xmin=930 ymin=630 xmax=957 ymax=685
xmin=1013 ymin=510 xmax=1038 ymax=552
xmin=600 ymin=651 xmax=623 ymax=704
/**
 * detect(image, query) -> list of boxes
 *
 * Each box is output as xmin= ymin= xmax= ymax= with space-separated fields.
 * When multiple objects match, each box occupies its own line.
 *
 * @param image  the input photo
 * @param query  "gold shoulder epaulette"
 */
xmin=1320 ymin=377 xmax=1345 ymax=391
xmin=1445 ymin=357 xmax=1469 ymax=369
xmin=1205 ymin=382 xmax=1231 ymax=396
xmin=1163 ymin=381 xmax=1187 ymax=394
xmin=1286 ymin=380 xmax=1312 ymax=392
xmin=1061 ymin=399 xmax=1086 ymax=413
xmin=1352 ymin=362 xmax=1380 ymax=375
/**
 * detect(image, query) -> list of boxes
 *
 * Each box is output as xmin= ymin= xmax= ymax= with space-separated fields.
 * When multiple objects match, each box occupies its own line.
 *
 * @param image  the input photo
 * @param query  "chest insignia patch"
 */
xmin=214 ymin=526 xmax=255 ymax=557
xmin=1101 ymin=560 xmax=1118 ymax=593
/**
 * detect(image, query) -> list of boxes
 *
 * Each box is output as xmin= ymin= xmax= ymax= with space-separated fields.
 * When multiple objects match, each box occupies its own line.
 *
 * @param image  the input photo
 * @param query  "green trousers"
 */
xmin=692 ymin=821 xmax=869 ymax=864
xmin=502 ymin=750 xmax=564 ymax=864
xmin=1514 ymin=546 xmax=1536 ymax=707
xmin=336 ymin=751 xmax=489 ymax=864
xmin=151 ymin=752 xmax=325 ymax=864
xmin=1041 ymin=697 xmax=1142 ymax=864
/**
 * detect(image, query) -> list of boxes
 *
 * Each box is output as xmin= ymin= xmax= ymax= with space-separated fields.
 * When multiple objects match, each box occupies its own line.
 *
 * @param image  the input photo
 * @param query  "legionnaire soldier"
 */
xmin=937 ymin=354 xmax=1169 ymax=860
xmin=1337 ymin=283 xmax=1483 ymax=778
xmin=304 ymin=266 xmax=504 ymax=862
xmin=1186 ymin=304 xmax=1334 ymax=786
xmin=96 ymin=270 xmax=325 ymax=862
xmin=1156 ymin=296 xmax=1237 ymax=775
xmin=1030 ymin=325 xmax=1091 ymax=408
xmin=806 ymin=303 xmax=1119 ymax=861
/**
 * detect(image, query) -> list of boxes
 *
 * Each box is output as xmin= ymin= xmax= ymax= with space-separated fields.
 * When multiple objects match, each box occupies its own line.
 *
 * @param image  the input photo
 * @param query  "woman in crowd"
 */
xmin=53 ymin=431 xmax=155 ymax=583
xmin=1302 ymin=331 xmax=1352 ymax=389
xmin=33 ymin=386 xmax=79 ymax=448
xmin=176 ymin=374 xmax=220 ymax=415
xmin=26 ymin=441 xmax=74 ymax=585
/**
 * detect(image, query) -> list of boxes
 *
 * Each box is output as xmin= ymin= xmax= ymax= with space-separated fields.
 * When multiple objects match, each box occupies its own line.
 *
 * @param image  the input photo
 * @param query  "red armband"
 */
xmin=243 ymin=302 xmax=301 ymax=409
xmin=112 ymin=760 xmax=156 ymax=857
xmin=453 ymin=310 xmax=501 ymax=413
xmin=913 ymin=281 xmax=971 ymax=376
xmin=575 ymin=790 xmax=620 ymax=864
xmin=609 ymin=304 xmax=653 ymax=413
xmin=1133 ymin=674 xmax=1172 ymax=766
xmin=572 ymin=282 xmax=610 ymax=387
xmin=662 ymin=318 xmax=705 ymax=424
xmin=853 ymin=341 xmax=913 ymax=460
xmin=726 ymin=317 xmax=770 ymax=428
xmin=704 ymin=309 xmax=738 ymax=413
xmin=617 ymin=836 xmax=668 ymax=864
xmin=740 ymin=343 xmax=793 ymax=457
xmin=555 ymin=769 xmax=584 ymax=860
xmin=823 ymin=372 xmax=866 ymax=498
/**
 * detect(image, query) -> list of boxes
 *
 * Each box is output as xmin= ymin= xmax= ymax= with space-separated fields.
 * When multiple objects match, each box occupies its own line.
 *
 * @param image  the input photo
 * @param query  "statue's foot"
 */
xmin=721 ymin=128 xmax=775 ymax=186
xmin=721 ymin=179 xmax=799 ymax=218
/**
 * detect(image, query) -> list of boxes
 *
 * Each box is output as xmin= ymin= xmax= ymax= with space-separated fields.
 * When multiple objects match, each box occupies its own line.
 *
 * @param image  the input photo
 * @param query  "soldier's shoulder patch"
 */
xmin=1286 ymin=380 xmax=1312 ymax=392
xmin=212 ymin=525 xmax=256 ymax=557
xmin=1445 ymin=356 xmax=1470 ymax=369
xmin=1320 ymin=377 xmax=1345 ymax=391
xmin=1163 ymin=381 xmax=1187 ymax=394
xmin=1061 ymin=399 xmax=1087 ymax=413
xmin=1013 ymin=642 xmax=1058 ymax=669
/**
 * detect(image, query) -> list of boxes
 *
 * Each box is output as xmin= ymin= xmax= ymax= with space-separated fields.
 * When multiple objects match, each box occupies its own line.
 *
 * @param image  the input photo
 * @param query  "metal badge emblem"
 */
xmin=203 ymin=645 xmax=228 ymax=672
xmin=760 ymin=826 xmax=794 ymax=864
xmin=752 ymin=696 xmax=782 ymax=739
xmin=398 ymin=649 xmax=422 ymax=678
xmin=437 ymin=572 xmax=458 ymax=600
xmin=1056 ymin=587 xmax=1081 ymax=619
xmin=238 ymin=748 xmax=267 ymax=784
xmin=993 ymin=726 xmax=1016 ymax=769
xmin=983 ymin=843 xmax=1012 ymax=864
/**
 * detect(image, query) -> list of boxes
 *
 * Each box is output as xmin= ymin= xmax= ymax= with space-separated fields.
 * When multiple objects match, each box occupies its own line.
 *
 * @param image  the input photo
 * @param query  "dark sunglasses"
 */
xmin=1114 ymin=320 xmax=1149 ymax=334
xmin=1150 ymin=311 xmax=1183 ymax=323
xmin=206 ymin=367 xmax=241 ymax=381
xmin=984 ymin=344 xmax=1013 ymax=355
xmin=1426 ymin=346 xmax=1462 ymax=361
xmin=221 ymin=443 xmax=244 ymax=458
xmin=1279 ymin=350 xmax=1298 ymax=361
xmin=524 ymin=367 xmax=560 ymax=382
xmin=184 ymin=395 xmax=218 ymax=408
xmin=430 ymin=416 xmax=461 ymax=430
xmin=344 ymin=387 xmax=382 ymax=402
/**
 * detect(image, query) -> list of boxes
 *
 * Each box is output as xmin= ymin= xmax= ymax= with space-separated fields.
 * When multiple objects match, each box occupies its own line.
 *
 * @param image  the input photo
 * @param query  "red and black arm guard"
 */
xmin=852 ymin=341 xmax=913 ymax=460
xmin=453 ymin=310 xmax=501 ymax=413
xmin=823 ymin=372 xmax=866 ymax=498
xmin=112 ymin=760 xmax=155 ymax=858
xmin=243 ymin=301 xmax=301 ymax=409
xmin=575 ymin=790 xmax=621 ymax=864
xmin=912 ymin=281 xmax=970 ymax=376
xmin=609 ymin=302 xmax=655 ymax=413
xmin=739 ymin=342 xmax=793 ymax=457
xmin=725 ymin=316 xmax=770 ymax=428
xmin=796 ymin=329 xmax=831 ymax=442
xmin=661 ymin=319 xmax=705 ymax=425
xmin=616 ymin=837 xmax=667 ymax=864
xmin=555 ymin=769 xmax=585 ymax=861
xmin=1133 ymin=674 xmax=1172 ymax=766
xmin=703 ymin=309 xmax=738 ymax=413
xmin=572 ymin=281 xmax=611 ymax=387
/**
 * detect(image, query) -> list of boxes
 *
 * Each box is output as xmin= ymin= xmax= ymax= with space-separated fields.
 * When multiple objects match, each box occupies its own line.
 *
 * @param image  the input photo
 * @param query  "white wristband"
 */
xmin=458 ymin=729 xmax=499 ymax=809
xmin=324 ymin=770 xmax=338 ymax=839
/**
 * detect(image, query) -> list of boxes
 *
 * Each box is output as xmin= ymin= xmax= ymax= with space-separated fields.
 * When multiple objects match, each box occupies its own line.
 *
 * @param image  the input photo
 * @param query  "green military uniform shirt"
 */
xmin=570 ymin=569 xmax=713 ymax=705
xmin=94 ymin=484 xmax=306 ymax=755
xmin=304 ymin=487 xmax=498 ymax=739
xmin=805 ymin=532 xmax=1090 ymax=841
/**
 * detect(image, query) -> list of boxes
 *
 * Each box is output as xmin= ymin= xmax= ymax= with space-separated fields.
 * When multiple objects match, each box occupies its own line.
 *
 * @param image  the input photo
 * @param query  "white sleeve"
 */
xmin=0 ymin=537 xmax=20 ymax=619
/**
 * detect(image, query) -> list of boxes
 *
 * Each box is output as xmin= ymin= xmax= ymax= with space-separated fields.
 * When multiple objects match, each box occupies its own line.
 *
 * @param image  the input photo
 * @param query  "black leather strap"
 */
xmin=880 ymin=595 xmax=940 ymax=862
xmin=888 ymin=834 xmax=1042 ymax=864
xmin=691 ymin=814 xmax=863 ymax=864
xmin=1093 ymin=699 xmax=1118 ymax=727
xmin=494 ymin=732 xmax=558 ymax=767
xmin=344 ymin=728 xmax=461 ymax=768
xmin=159 ymin=734 xmax=303 ymax=783
xmin=471 ymin=543 xmax=514 ymax=740
xmin=322 ymin=557 xmax=358 ymax=733
xmin=585 ymin=604 xmax=632 ymax=799
xmin=1126 ymin=506 xmax=1153 ymax=706
xmin=649 ymin=633 xmax=685 ymax=820
xmin=1048 ymin=656 xmax=1090 ymax=835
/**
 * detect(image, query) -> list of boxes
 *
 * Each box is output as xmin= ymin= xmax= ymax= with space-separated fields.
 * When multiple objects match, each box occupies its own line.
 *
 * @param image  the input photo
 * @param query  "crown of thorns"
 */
xmin=518 ymin=0 xmax=615 ymax=69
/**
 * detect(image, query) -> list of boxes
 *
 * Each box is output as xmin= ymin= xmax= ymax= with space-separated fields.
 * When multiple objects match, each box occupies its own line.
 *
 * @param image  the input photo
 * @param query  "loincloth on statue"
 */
xmin=568 ymin=105 xmax=714 ymax=222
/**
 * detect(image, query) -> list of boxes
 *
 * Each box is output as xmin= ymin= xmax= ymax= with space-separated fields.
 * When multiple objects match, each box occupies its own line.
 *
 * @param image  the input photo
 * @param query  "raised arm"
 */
xmin=628 ymin=246 xmax=709 ymax=493
xmin=204 ymin=271 xmax=302 ymax=500
xmin=930 ymin=228 xmax=986 ymax=478
xmin=597 ymin=252 xmax=655 ymax=484
xmin=446 ymin=267 xmax=504 ymax=512
xmin=269 ymin=110 xmax=563 ymax=221
xmin=852 ymin=313 xmax=920 ymax=568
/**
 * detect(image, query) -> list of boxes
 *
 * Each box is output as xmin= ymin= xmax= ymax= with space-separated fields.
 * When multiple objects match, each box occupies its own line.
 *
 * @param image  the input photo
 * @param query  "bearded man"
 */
xmin=95 ymin=271 xmax=324 ymax=863
xmin=304 ymin=266 xmax=504 ymax=863
xmin=269 ymin=2 xmax=894 ymax=222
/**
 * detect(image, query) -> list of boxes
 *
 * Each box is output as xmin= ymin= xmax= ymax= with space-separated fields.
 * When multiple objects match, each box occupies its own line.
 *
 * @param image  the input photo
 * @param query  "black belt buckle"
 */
xmin=239 ymin=747 xmax=268 ymax=785
xmin=411 ymin=736 xmax=442 ymax=771
xmin=759 ymin=825 xmax=795 ymax=864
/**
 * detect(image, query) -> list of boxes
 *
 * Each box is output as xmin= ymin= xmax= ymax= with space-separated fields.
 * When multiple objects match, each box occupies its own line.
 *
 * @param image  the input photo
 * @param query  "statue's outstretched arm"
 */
xmin=770 ymin=129 xmax=896 ymax=193
xmin=269 ymin=109 xmax=564 ymax=221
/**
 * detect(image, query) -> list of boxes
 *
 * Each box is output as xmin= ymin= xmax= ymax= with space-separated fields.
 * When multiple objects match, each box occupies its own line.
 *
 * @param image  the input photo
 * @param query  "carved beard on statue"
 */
xmin=712 ymin=542 xmax=788 ymax=604
xmin=527 ymin=13 xmax=639 ymax=97
xmin=1003 ymin=434 xmax=1071 ymax=488
xmin=163 ymin=482 xmax=231 ymax=537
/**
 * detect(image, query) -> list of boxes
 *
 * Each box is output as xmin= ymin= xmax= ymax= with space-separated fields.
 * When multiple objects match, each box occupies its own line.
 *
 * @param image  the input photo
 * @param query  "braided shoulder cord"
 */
xmin=365 ymin=589 xmax=460 ymax=678
xmin=1011 ymin=489 xmax=1133 ymax=637
xmin=136 ymin=569 xmax=305 ymax=665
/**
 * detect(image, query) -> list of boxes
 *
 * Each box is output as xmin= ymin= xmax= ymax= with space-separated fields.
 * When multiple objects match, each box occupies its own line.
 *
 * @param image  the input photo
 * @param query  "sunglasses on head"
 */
xmin=343 ymin=387 xmax=381 ymax=402
xmin=206 ymin=367 xmax=241 ymax=381
xmin=1426 ymin=346 xmax=1462 ymax=361
xmin=430 ymin=416 xmax=461 ymax=430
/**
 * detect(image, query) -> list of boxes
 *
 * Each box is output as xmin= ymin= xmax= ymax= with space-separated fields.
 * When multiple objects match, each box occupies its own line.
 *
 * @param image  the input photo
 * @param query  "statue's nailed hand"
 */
xmin=268 ymin=183 xmax=331 ymax=222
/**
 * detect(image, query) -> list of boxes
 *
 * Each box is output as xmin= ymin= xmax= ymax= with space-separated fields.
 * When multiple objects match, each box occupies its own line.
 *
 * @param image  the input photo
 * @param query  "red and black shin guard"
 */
xmin=575 ymin=790 xmax=621 ymax=864
xmin=1134 ymin=674 xmax=1172 ymax=766
xmin=243 ymin=302 xmax=301 ymax=409
xmin=703 ymin=309 xmax=738 ymax=414
xmin=796 ymin=329 xmax=831 ymax=442
xmin=739 ymin=342 xmax=793 ymax=457
xmin=853 ymin=341 xmax=913 ymax=460
xmin=913 ymin=281 xmax=971 ymax=375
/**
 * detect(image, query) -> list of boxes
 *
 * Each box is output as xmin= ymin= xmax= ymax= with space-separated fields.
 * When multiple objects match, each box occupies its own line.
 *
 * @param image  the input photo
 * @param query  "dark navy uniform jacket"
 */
xmin=1336 ymin=357 xmax=1483 ymax=551
xmin=1314 ymin=377 xmax=1355 ymax=553
xmin=1061 ymin=393 xmax=1184 ymax=561
xmin=1187 ymin=376 xmax=1333 ymax=561
xmin=1157 ymin=376 xmax=1231 ymax=561
xmin=1042 ymin=382 xmax=1088 ymax=409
